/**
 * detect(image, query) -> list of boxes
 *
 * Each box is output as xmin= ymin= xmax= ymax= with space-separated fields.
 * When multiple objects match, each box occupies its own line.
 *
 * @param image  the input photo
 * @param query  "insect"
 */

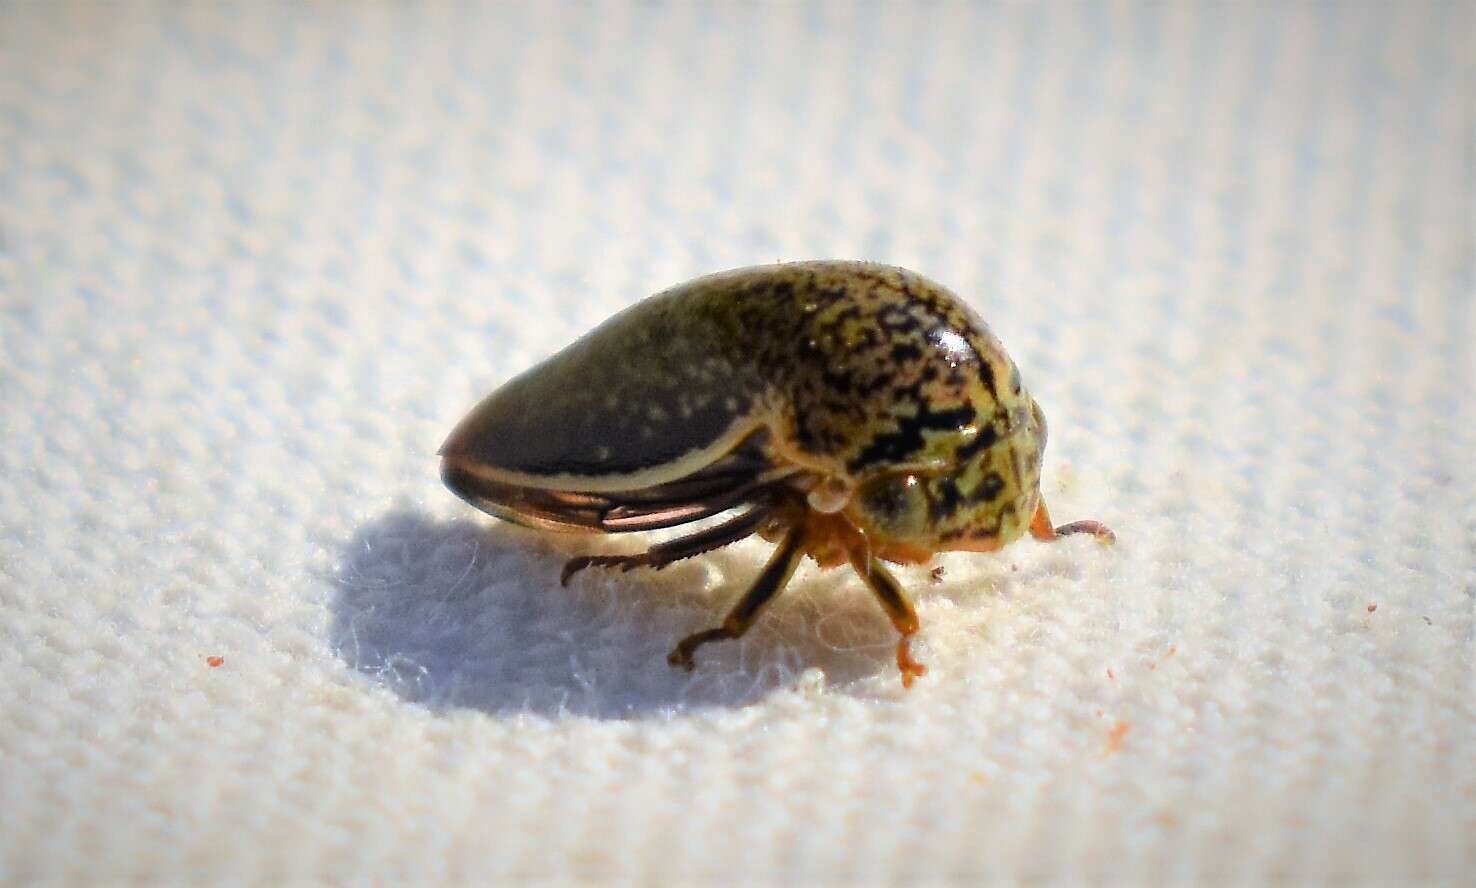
xmin=441 ymin=261 xmax=1113 ymax=687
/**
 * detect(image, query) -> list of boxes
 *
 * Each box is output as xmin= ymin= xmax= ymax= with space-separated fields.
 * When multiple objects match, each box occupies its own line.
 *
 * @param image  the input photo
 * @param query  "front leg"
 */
xmin=851 ymin=557 xmax=928 ymax=689
xmin=1029 ymin=498 xmax=1115 ymax=544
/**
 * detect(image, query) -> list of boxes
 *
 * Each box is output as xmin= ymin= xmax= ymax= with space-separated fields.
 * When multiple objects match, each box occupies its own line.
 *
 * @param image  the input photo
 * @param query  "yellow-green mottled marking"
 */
xmin=442 ymin=261 xmax=1050 ymax=552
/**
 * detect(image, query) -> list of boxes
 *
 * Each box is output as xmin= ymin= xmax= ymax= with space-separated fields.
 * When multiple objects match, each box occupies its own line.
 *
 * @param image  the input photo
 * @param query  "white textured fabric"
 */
xmin=2 ymin=3 xmax=1472 ymax=882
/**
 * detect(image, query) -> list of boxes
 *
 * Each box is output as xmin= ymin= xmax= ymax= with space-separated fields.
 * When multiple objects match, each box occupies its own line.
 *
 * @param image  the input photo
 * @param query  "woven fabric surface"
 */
xmin=1 ymin=3 xmax=1472 ymax=882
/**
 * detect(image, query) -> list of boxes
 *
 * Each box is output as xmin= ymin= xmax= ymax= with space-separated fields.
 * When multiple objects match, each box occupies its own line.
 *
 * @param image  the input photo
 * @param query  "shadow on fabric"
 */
xmin=328 ymin=509 xmax=912 ymax=719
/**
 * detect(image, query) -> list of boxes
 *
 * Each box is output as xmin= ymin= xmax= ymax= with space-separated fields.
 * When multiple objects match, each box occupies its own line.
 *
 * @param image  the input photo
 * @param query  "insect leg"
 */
xmin=854 ymin=558 xmax=928 ymax=688
xmin=666 ymin=523 xmax=808 ymax=672
xmin=1028 ymin=498 xmax=1116 ymax=544
xmin=560 ymin=504 xmax=774 ymax=586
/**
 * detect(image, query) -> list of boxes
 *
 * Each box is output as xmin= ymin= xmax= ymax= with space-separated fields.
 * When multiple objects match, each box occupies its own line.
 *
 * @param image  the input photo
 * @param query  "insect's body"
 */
xmin=442 ymin=262 xmax=1113 ymax=686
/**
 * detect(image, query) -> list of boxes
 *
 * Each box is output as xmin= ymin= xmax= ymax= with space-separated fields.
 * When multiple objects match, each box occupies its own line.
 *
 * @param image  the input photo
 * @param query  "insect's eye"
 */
xmin=857 ymin=473 xmax=931 ymax=541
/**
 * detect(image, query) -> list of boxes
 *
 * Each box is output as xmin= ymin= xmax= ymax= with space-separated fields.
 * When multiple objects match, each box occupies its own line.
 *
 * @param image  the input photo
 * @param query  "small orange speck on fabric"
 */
xmin=206 ymin=656 xmax=225 ymax=668
xmin=1103 ymin=721 xmax=1130 ymax=756
xmin=1106 ymin=667 xmax=1116 ymax=681
xmin=970 ymin=772 xmax=988 ymax=785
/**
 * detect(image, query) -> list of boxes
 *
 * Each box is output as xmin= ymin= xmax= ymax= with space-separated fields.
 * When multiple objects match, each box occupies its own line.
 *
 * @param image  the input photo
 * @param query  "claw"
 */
xmin=666 ymin=647 xmax=697 ymax=672
xmin=559 ymin=557 xmax=595 ymax=586
xmin=896 ymin=635 xmax=928 ymax=689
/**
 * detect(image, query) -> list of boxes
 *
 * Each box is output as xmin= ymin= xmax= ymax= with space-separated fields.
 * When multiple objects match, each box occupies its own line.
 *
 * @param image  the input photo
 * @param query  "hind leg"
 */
xmin=561 ymin=505 xmax=773 ymax=586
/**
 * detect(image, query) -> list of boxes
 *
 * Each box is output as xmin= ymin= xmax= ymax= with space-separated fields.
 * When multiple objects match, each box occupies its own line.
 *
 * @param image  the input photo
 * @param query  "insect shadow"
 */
xmin=329 ymin=509 xmax=923 ymax=719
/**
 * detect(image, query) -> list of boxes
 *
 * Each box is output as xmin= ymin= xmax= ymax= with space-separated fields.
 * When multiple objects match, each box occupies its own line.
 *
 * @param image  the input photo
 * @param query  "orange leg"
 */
xmin=851 ymin=556 xmax=928 ymax=688
xmin=1029 ymin=498 xmax=1115 ymax=544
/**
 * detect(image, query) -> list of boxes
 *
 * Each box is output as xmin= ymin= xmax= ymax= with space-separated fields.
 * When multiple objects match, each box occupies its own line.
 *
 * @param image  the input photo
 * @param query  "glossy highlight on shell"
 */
xmin=441 ymin=261 xmax=1114 ymax=687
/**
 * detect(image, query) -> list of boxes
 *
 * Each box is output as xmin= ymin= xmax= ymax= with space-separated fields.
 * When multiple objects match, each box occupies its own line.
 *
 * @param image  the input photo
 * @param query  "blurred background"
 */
xmin=1 ymin=3 xmax=1470 ymax=882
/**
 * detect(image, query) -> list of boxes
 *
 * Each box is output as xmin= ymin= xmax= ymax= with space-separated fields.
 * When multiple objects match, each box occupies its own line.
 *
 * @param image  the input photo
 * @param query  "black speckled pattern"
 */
xmin=443 ymin=261 xmax=1049 ymax=546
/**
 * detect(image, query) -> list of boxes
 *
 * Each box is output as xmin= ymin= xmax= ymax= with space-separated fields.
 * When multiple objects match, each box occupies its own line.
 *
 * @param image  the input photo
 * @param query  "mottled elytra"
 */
xmin=441 ymin=261 xmax=1114 ymax=687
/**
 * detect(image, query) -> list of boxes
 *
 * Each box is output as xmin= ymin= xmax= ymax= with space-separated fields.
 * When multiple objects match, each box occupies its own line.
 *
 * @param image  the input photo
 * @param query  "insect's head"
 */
xmin=846 ymin=395 xmax=1048 ymax=554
